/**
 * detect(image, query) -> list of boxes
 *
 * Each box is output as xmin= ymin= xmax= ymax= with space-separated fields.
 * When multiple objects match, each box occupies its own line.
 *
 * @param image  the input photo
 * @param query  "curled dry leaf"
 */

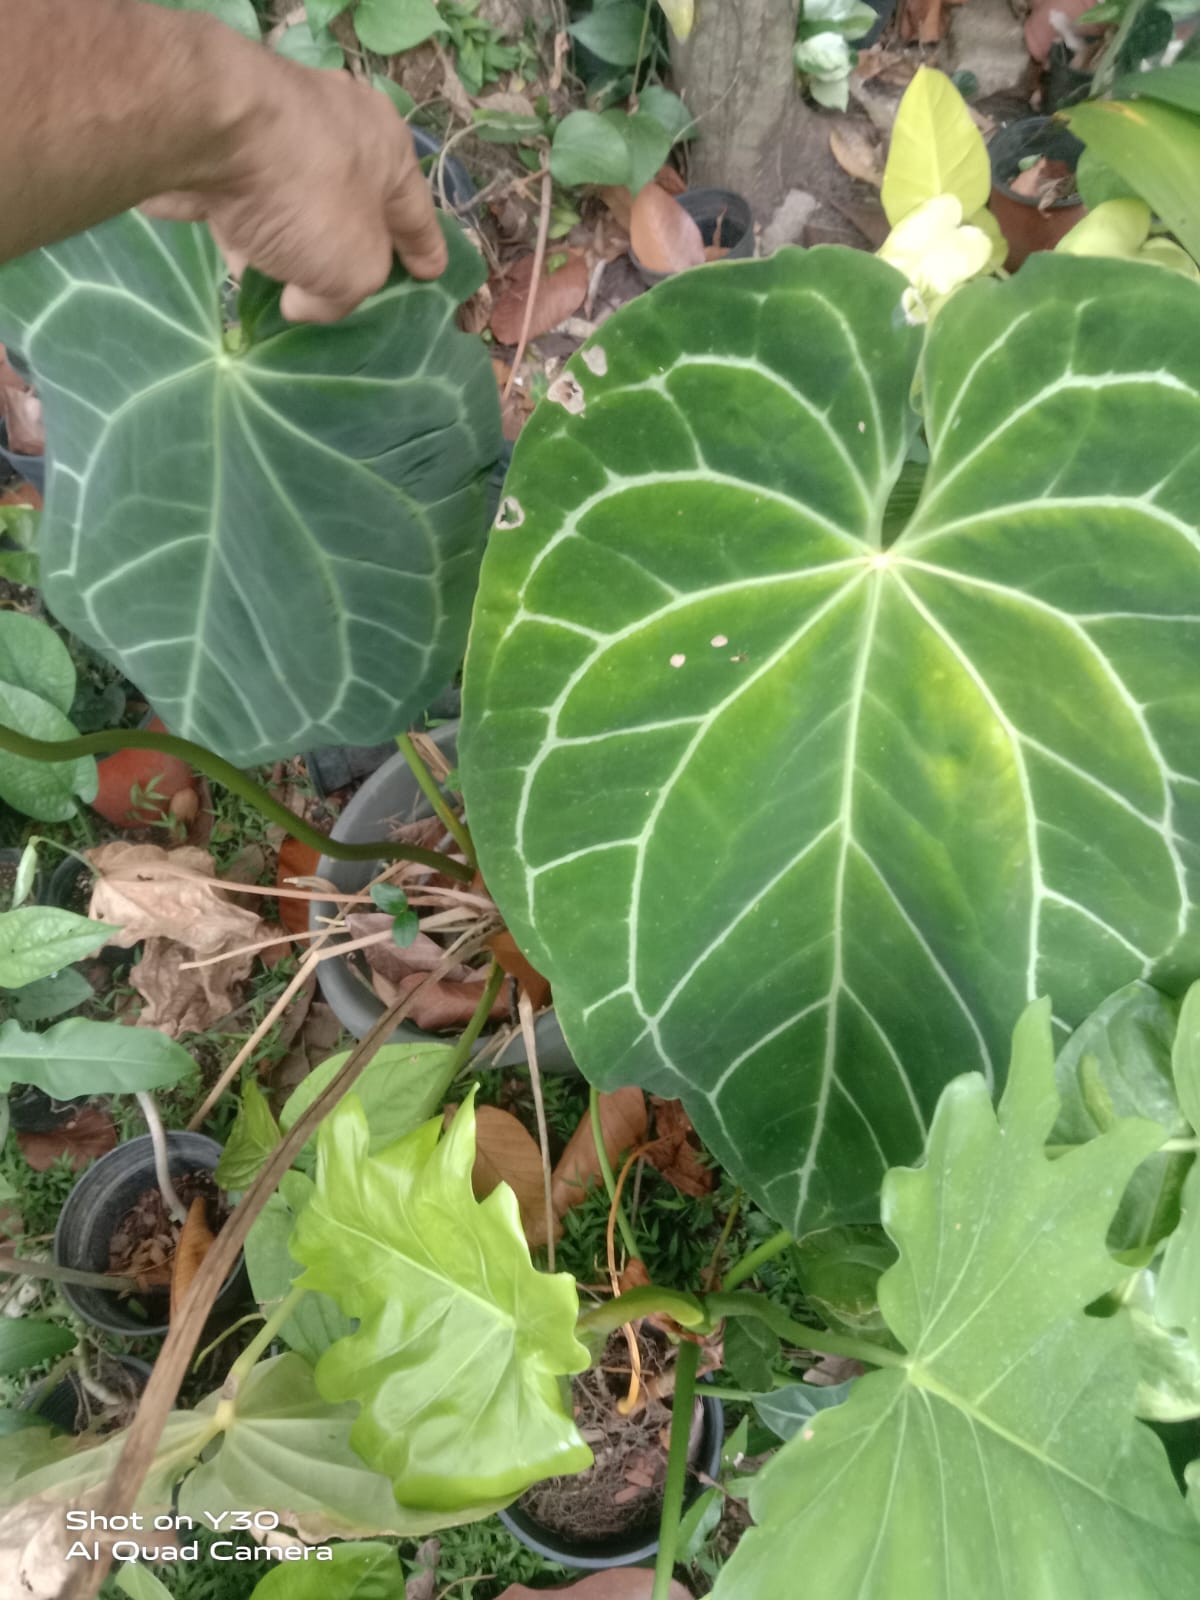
xmin=131 ymin=937 xmax=251 ymax=1037
xmin=466 ymin=1104 xmax=559 ymax=1246
xmin=490 ymin=253 xmax=590 ymax=346
xmin=169 ymin=1196 xmax=215 ymax=1324
xmin=551 ymin=1088 xmax=647 ymax=1217
xmin=829 ymin=124 xmax=885 ymax=189
xmin=371 ymin=969 xmax=512 ymax=1032
xmin=644 ymin=1096 xmax=712 ymax=1196
xmin=487 ymin=929 xmax=552 ymax=1009
xmin=629 ymin=185 xmax=705 ymax=276
xmin=497 ymin=1572 xmax=692 ymax=1598
xmin=347 ymin=917 xmax=473 ymax=984
xmin=17 ymin=1106 xmax=116 ymax=1173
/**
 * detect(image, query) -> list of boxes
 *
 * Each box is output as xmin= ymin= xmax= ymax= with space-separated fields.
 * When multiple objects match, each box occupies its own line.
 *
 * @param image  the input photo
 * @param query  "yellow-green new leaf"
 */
xmin=1066 ymin=98 xmax=1200 ymax=266
xmin=656 ymin=0 xmax=693 ymax=39
xmin=712 ymin=1001 xmax=1200 ymax=1599
xmin=291 ymin=1096 xmax=591 ymax=1513
xmin=881 ymin=67 xmax=990 ymax=226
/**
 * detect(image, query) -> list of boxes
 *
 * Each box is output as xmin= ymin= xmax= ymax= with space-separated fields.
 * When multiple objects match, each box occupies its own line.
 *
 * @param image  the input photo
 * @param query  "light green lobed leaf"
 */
xmin=215 ymin=1077 xmax=281 ymax=1190
xmin=461 ymin=248 xmax=1200 ymax=1233
xmin=244 ymin=1170 xmax=354 ymax=1364
xmin=291 ymin=1095 xmax=592 ymax=1512
xmin=711 ymin=1001 xmax=1200 ymax=1599
xmin=247 ymin=1543 xmax=403 ymax=1600
xmin=0 ymin=212 xmax=501 ymax=765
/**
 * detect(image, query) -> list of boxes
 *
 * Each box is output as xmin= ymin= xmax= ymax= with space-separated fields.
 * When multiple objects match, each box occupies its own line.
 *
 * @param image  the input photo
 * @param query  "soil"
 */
xmin=108 ymin=1169 xmax=226 ymax=1298
xmin=516 ymin=1327 xmax=705 ymax=1544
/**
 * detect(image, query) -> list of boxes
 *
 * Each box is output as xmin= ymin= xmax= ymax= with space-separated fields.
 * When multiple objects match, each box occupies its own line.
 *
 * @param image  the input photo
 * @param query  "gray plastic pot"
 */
xmin=310 ymin=721 xmax=578 ymax=1073
xmin=498 ymin=1390 xmax=725 ymax=1570
xmin=54 ymin=1132 xmax=246 ymax=1337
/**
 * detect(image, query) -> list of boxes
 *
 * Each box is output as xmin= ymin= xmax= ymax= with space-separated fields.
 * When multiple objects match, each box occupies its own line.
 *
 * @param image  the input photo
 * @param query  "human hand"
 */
xmin=143 ymin=56 xmax=447 ymax=323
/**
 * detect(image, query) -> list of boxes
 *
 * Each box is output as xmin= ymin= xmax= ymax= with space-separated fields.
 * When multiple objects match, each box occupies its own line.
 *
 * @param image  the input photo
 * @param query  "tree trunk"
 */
xmin=670 ymin=0 xmax=828 ymax=222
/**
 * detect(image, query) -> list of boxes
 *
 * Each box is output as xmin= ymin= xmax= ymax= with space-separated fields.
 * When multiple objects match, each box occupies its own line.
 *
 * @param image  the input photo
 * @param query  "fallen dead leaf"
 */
xmin=169 ymin=1196 xmax=214 ymax=1324
xmin=275 ymin=836 xmax=321 ymax=938
xmin=130 ymin=937 xmax=250 ymax=1038
xmin=372 ymin=969 xmax=511 ymax=1032
xmin=899 ymin=0 xmax=964 ymax=43
xmin=464 ymin=1104 xmax=559 ymax=1245
xmin=491 ymin=253 xmax=590 ymax=346
xmin=487 ymin=929 xmax=551 ymax=1010
xmin=644 ymin=1097 xmax=712 ymax=1197
xmin=88 ymin=843 xmax=263 ymax=954
xmin=551 ymin=1088 xmax=647 ymax=1218
xmin=347 ymin=917 xmax=474 ymax=985
xmin=405 ymin=1535 xmax=441 ymax=1600
xmin=17 ymin=1107 xmax=116 ymax=1172
xmin=497 ymin=1573 xmax=692 ymax=1598
xmin=829 ymin=124 xmax=884 ymax=189
xmin=269 ymin=998 xmax=344 ymax=1095
xmin=629 ymin=185 xmax=705 ymax=276
xmin=618 ymin=1257 xmax=652 ymax=1294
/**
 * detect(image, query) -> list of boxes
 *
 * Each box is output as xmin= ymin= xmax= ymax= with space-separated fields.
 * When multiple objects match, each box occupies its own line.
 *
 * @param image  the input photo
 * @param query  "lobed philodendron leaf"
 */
xmin=0 ymin=212 xmax=501 ymax=765
xmin=711 ymin=1001 xmax=1200 ymax=1599
xmin=290 ymin=1094 xmax=592 ymax=1513
xmin=461 ymin=247 xmax=1200 ymax=1233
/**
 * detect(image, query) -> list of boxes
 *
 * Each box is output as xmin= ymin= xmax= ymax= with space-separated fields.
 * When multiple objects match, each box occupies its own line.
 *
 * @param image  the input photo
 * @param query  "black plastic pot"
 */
xmin=22 ymin=1355 xmax=151 ymax=1432
xmin=310 ymin=721 xmax=578 ymax=1073
xmin=498 ymin=1390 xmax=725 ymax=1570
xmin=410 ymin=125 xmax=477 ymax=216
xmin=633 ymin=189 xmax=755 ymax=287
xmin=54 ymin=1133 xmax=246 ymax=1337
xmin=988 ymin=116 xmax=1086 ymax=270
xmin=1043 ymin=41 xmax=1093 ymax=113
xmin=0 ymin=419 xmax=44 ymax=496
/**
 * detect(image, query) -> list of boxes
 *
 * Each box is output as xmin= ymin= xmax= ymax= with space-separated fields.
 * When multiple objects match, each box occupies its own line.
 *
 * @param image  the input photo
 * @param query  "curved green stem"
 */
xmin=652 ymin=1336 xmax=699 ymax=1600
xmin=0 ymin=723 xmax=471 ymax=879
xmin=395 ymin=732 xmax=476 ymax=869
xmin=590 ymin=1085 xmax=640 ymax=1260
xmin=444 ymin=962 xmax=505 ymax=1081
xmin=576 ymin=1285 xmax=706 ymax=1340
xmin=707 ymin=1290 xmax=905 ymax=1370
xmin=721 ymin=1227 xmax=793 ymax=1290
xmin=227 ymin=1282 xmax=307 ymax=1387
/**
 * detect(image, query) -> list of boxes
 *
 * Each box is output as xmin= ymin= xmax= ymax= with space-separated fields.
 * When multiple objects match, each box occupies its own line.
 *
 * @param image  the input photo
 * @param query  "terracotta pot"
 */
xmin=988 ymin=117 xmax=1086 ymax=271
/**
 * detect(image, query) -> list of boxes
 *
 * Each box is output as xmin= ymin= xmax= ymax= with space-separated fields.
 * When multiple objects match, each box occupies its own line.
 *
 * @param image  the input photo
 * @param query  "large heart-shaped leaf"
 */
xmin=0 ymin=212 xmax=501 ymax=765
xmin=290 ymin=1095 xmax=591 ymax=1512
xmin=461 ymin=249 xmax=1200 ymax=1232
xmin=710 ymin=1002 xmax=1200 ymax=1599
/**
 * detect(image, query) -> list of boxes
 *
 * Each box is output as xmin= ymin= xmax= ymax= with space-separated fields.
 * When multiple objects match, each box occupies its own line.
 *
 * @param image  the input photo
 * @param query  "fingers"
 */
xmin=385 ymin=125 xmax=449 ymax=281
xmin=280 ymin=237 xmax=393 ymax=323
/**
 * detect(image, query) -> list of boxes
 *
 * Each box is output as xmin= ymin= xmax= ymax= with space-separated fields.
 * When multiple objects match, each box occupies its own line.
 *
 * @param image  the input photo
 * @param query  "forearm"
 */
xmin=0 ymin=0 xmax=267 ymax=260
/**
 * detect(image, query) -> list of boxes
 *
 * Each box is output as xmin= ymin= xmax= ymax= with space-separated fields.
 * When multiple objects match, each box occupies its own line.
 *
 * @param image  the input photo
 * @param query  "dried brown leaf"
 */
xmin=469 ymin=1105 xmax=558 ymax=1245
xmin=490 ymin=253 xmax=589 ymax=346
xmin=629 ymin=186 xmax=705 ymax=276
xmin=17 ymin=1106 xmax=116 ymax=1172
xmin=347 ymin=918 xmax=473 ymax=984
xmin=829 ymin=124 xmax=884 ymax=189
xmin=643 ymin=1096 xmax=712 ymax=1197
xmin=88 ymin=842 xmax=263 ymax=954
xmin=372 ymin=969 xmax=511 ymax=1032
xmin=169 ymin=1197 xmax=214 ymax=1324
xmin=551 ymin=1088 xmax=647 ymax=1218
xmin=487 ymin=929 xmax=551 ymax=1009
xmin=131 ymin=938 xmax=252 ymax=1037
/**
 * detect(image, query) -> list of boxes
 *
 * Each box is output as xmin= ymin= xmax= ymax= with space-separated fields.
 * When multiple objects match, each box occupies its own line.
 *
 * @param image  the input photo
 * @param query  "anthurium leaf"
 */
xmin=278 ymin=1041 xmax=459 ymax=1165
xmin=550 ymin=109 xmax=632 ymax=188
xmin=0 ymin=1016 xmax=195 ymax=1096
xmin=354 ymin=0 xmax=444 ymax=55
xmin=711 ymin=1000 xmax=1200 ymax=1599
xmin=11 ymin=966 xmax=94 ymax=1024
xmin=0 ymin=908 xmax=118 ymax=990
xmin=244 ymin=1171 xmax=354 ymax=1362
xmin=754 ymin=1379 xmax=853 ymax=1440
xmin=1053 ymin=982 xmax=1191 ymax=1251
xmin=0 ymin=212 xmax=500 ymax=766
xmin=214 ymin=1077 xmax=281 ymax=1190
xmin=881 ymin=66 xmax=990 ymax=226
xmin=0 ymin=682 xmax=95 ymax=820
xmin=0 ymin=1318 xmax=74 ymax=1377
xmin=791 ymin=1224 xmax=897 ymax=1340
xmin=290 ymin=1095 xmax=592 ymax=1511
xmin=0 ymin=613 xmax=75 ymax=714
xmin=177 ymin=1355 xmax=457 ymax=1539
xmin=1171 ymin=979 xmax=1200 ymax=1131
xmin=462 ymin=248 xmax=1200 ymax=1234
xmin=247 ymin=1543 xmax=402 ymax=1600
xmin=1065 ymin=98 xmax=1200 ymax=265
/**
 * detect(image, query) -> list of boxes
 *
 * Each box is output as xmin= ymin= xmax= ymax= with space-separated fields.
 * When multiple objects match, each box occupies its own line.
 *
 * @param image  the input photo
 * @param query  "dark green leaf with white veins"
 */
xmin=711 ymin=1001 xmax=1200 ymax=1599
xmin=461 ymin=248 xmax=1200 ymax=1233
xmin=0 ymin=212 xmax=501 ymax=765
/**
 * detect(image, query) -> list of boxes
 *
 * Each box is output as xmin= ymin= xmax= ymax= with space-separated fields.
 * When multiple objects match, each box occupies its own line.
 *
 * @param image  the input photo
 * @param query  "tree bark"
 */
xmin=670 ymin=0 xmax=828 ymax=221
